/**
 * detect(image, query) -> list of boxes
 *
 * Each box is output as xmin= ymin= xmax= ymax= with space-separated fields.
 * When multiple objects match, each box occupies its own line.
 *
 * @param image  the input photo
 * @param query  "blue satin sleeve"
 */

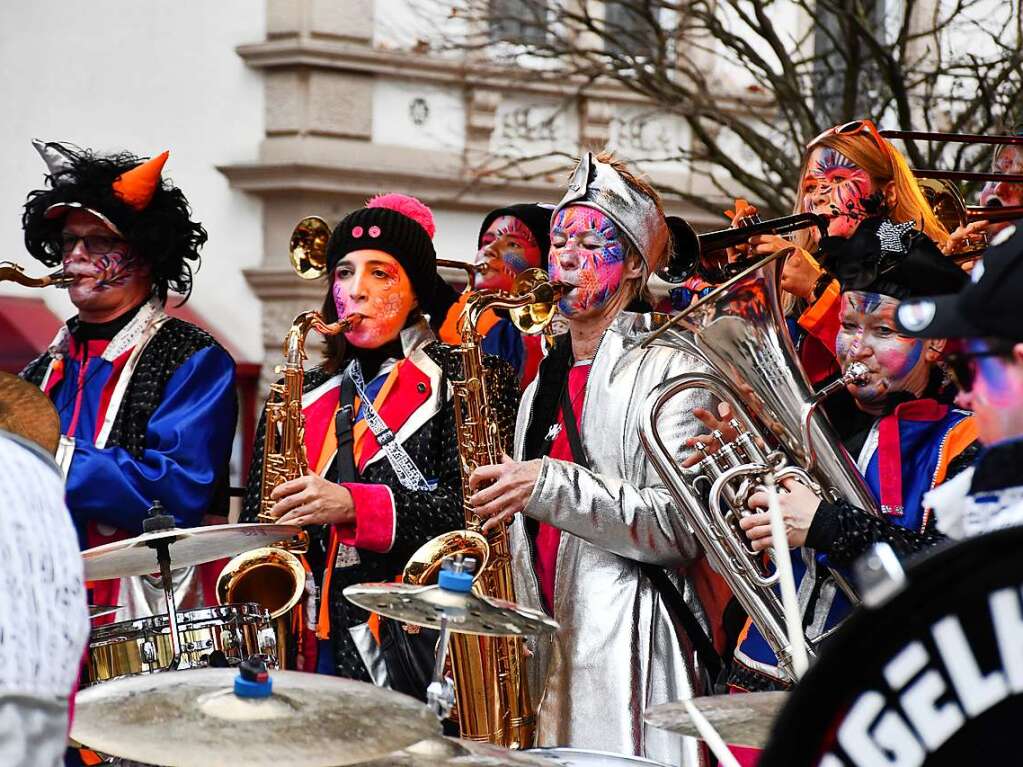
xmin=480 ymin=318 xmax=524 ymax=376
xmin=65 ymin=346 xmax=237 ymax=534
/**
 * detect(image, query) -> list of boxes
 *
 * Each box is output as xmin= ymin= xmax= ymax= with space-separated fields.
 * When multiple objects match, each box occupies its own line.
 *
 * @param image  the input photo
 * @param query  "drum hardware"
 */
xmin=81 ymin=519 xmax=303 ymax=581
xmin=345 ymin=555 xmax=559 ymax=723
xmin=644 ymin=691 xmax=788 ymax=750
xmin=70 ymin=659 xmax=440 ymax=766
xmin=85 ymin=603 xmax=275 ymax=685
xmin=88 ymin=604 xmax=122 ymax=620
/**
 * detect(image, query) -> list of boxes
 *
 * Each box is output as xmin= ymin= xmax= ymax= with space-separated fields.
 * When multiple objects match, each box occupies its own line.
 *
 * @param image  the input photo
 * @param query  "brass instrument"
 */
xmin=403 ymin=267 xmax=566 ymax=748
xmin=640 ymin=248 xmax=876 ymax=682
xmin=879 ymin=130 xmax=1023 ymax=262
xmin=218 ymin=215 xmax=360 ymax=667
xmin=658 ymin=213 xmax=827 ymax=284
xmin=0 ymin=261 xmax=72 ymax=288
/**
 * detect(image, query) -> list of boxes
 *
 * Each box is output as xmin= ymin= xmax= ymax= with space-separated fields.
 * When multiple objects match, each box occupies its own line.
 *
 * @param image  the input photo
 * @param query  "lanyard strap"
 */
xmin=347 ymin=360 xmax=432 ymax=492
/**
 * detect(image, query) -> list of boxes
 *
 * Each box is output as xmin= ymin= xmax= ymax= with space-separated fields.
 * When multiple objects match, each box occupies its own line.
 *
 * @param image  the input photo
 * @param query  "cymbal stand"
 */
xmin=425 ymin=555 xmax=476 ymax=720
xmin=143 ymin=501 xmax=191 ymax=671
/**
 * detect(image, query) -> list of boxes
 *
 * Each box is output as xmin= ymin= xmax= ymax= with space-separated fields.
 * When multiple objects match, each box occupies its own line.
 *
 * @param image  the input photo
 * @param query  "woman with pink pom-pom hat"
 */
xmin=241 ymin=193 xmax=520 ymax=684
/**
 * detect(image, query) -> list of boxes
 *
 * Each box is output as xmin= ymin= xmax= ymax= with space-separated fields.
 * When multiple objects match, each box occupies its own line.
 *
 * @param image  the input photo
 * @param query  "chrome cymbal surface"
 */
xmin=644 ymin=691 xmax=787 ymax=749
xmin=82 ymin=523 xmax=303 ymax=580
xmin=359 ymin=737 xmax=555 ymax=765
xmin=343 ymin=582 xmax=559 ymax=637
xmin=70 ymin=668 xmax=439 ymax=767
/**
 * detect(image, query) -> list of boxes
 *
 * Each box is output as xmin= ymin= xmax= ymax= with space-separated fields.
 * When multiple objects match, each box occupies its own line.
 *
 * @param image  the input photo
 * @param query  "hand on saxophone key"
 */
xmin=268 ymin=473 xmax=355 ymax=527
xmin=740 ymin=478 xmax=821 ymax=551
xmin=467 ymin=453 xmax=543 ymax=533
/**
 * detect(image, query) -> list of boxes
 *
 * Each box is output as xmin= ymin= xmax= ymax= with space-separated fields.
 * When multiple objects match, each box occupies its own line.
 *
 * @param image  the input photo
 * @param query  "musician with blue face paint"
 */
xmin=703 ymin=216 xmax=978 ymax=694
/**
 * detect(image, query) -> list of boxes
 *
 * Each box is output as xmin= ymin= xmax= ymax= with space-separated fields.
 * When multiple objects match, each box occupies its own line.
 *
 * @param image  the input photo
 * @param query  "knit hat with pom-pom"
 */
xmin=326 ymin=193 xmax=438 ymax=312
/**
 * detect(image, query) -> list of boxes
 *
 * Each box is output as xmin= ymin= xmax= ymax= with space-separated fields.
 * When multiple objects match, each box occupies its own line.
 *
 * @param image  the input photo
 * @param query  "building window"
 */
xmin=489 ymin=0 xmax=549 ymax=46
xmin=604 ymin=1 xmax=658 ymax=59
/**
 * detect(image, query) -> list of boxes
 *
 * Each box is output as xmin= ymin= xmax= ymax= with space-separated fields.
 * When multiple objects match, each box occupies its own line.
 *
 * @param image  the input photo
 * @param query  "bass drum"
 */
xmin=527 ymin=749 xmax=672 ymax=766
xmin=760 ymin=526 xmax=1023 ymax=766
xmin=85 ymin=602 xmax=275 ymax=686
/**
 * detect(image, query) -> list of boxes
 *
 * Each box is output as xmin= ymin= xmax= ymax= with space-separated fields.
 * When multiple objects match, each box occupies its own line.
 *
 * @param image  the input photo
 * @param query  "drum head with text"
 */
xmin=760 ymin=526 xmax=1023 ymax=766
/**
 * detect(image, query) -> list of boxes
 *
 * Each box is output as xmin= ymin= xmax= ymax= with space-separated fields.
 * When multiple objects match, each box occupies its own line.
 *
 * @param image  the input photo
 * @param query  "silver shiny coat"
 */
xmin=508 ymin=312 xmax=713 ymax=766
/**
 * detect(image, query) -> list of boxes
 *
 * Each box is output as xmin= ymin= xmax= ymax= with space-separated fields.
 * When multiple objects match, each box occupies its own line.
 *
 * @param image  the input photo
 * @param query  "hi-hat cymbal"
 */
xmin=88 ymin=603 xmax=121 ymax=619
xmin=644 ymin=691 xmax=787 ymax=749
xmin=343 ymin=582 xmax=559 ymax=637
xmin=82 ymin=523 xmax=303 ymax=581
xmin=71 ymin=668 xmax=439 ymax=767
xmin=0 ymin=371 xmax=60 ymax=456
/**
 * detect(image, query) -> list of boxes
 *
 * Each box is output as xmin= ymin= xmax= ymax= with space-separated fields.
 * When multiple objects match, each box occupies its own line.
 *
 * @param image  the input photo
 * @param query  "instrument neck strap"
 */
xmin=346 ymin=360 xmax=431 ymax=492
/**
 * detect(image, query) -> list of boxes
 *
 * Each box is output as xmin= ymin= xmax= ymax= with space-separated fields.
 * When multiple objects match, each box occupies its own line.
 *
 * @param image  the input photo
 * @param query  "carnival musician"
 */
xmin=19 ymin=141 xmax=237 ymax=620
xmin=721 ymin=120 xmax=950 ymax=400
xmin=467 ymin=152 xmax=714 ymax=766
xmin=439 ymin=203 xmax=552 ymax=386
xmin=703 ymin=216 xmax=975 ymax=703
xmin=244 ymin=194 xmax=519 ymax=683
xmin=942 ymin=128 xmax=1023 ymax=254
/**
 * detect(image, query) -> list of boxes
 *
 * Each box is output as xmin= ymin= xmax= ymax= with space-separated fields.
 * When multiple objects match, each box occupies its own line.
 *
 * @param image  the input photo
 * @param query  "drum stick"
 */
xmin=764 ymin=474 xmax=809 ymax=678
xmin=682 ymin=698 xmax=742 ymax=767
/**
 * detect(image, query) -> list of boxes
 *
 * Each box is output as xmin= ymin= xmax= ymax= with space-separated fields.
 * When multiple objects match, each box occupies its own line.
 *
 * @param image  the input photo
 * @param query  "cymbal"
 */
xmin=343 ymin=582 xmax=559 ymax=637
xmin=70 ymin=668 xmax=439 ymax=767
xmin=82 ymin=523 xmax=303 ymax=581
xmin=360 ymin=737 xmax=555 ymax=765
xmin=644 ymin=691 xmax=787 ymax=749
xmin=0 ymin=371 xmax=60 ymax=456
xmin=88 ymin=603 xmax=121 ymax=619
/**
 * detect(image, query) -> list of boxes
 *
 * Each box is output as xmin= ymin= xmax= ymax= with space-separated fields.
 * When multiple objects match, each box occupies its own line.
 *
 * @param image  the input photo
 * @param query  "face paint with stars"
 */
xmin=802 ymin=146 xmax=881 ymax=238
xmin=548 ymin=206 xmax=627 ymax=317
xmin=474 ymin=215 xmax=542 ymax=292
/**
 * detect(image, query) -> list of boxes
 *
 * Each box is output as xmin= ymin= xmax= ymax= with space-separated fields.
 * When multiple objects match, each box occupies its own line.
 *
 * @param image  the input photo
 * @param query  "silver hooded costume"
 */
xmin=509 ymin=312 xmax=713 ymax=766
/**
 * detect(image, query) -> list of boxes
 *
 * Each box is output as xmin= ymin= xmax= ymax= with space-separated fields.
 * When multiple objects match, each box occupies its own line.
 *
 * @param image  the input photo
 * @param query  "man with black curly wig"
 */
xmin=19 ymin=141 xmax=237 ymax=623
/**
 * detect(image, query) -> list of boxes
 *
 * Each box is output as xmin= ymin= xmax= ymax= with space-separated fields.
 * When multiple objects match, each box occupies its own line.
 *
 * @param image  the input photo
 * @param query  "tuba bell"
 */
xmin=640 ymin=247 xmax=876 ymax=682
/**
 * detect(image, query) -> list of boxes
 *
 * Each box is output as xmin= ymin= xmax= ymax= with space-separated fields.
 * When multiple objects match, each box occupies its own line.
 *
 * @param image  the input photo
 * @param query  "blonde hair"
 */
xmin=792 ymin=132 xmax=950 ymax=250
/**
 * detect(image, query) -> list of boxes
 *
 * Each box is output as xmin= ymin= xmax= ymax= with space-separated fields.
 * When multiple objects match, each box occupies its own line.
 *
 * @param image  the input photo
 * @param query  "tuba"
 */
xmin=639 ymin=249 xmax=875 ymax=682
xmin=218 ymin=215 xmax=360 ymax=668
xmin=403 ymin=268 xmax=565 ymax=748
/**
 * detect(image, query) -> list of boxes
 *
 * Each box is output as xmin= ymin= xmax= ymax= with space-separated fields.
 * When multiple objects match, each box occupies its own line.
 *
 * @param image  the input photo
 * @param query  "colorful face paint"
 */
xmin=835 ymin=291 xmax=932 ymax=412
xmin=62 ymin=210 xmax=150 ymax=320
xmin=548 ymin=206 xmax=626 ymax=317
xmin=474 ymin=215 xmax=542 ymax=292
xmin=960 ymin=338 xmax=1023 ymax=445
xmin=979 ymin=145 xmax=1023 ymax=210
xmin=801 ymin=147 xmax=880 ymax=238
xmin=332 ymin=249 xmax=416 ymax=349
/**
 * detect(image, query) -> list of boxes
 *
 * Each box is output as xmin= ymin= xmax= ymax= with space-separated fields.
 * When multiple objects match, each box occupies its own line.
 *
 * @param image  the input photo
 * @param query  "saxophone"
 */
xmin=403 ymin=268 xmax=564 ymax=748
xmin=217 ymin=309 xmax=360 ymax=667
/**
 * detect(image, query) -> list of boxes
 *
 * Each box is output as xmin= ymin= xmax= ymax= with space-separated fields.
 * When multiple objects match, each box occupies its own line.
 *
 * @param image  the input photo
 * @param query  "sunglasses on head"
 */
xmin=808 ymin=119 xmax=891 ymax=161
xmin=945 ymin=347 xmax=1014 ymax=393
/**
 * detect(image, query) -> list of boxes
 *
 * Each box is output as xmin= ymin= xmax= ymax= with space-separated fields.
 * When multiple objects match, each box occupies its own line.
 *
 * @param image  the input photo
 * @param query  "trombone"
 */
xmin=880 ymin=130 xmax=1023 ymax=262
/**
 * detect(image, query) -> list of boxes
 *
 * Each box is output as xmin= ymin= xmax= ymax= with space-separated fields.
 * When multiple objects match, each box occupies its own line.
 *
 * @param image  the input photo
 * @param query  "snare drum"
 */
xmin=85 ymin=602 xmax=274 ymax=685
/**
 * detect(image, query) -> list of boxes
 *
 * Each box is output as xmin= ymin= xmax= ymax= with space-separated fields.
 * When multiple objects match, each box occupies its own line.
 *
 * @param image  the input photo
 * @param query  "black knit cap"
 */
xmin=821 ymin=216 xmax=968 ymax=300
xmin=477 ymin=203 xmax=554 ymax=270
xmin=325 ymin=195 xmax=438 ymax=314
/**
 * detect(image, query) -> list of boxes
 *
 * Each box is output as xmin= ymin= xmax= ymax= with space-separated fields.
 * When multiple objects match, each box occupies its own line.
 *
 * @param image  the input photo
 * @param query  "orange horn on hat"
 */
xmin=112 ymin=150 xmax=169 ymax=211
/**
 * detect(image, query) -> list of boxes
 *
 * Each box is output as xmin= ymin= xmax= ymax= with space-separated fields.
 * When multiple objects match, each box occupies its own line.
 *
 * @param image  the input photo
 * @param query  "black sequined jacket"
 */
xmin=21 ymin=308 xmax=236 ymax=532
xmin=241 ymin=325 xmax=519 ymax=680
